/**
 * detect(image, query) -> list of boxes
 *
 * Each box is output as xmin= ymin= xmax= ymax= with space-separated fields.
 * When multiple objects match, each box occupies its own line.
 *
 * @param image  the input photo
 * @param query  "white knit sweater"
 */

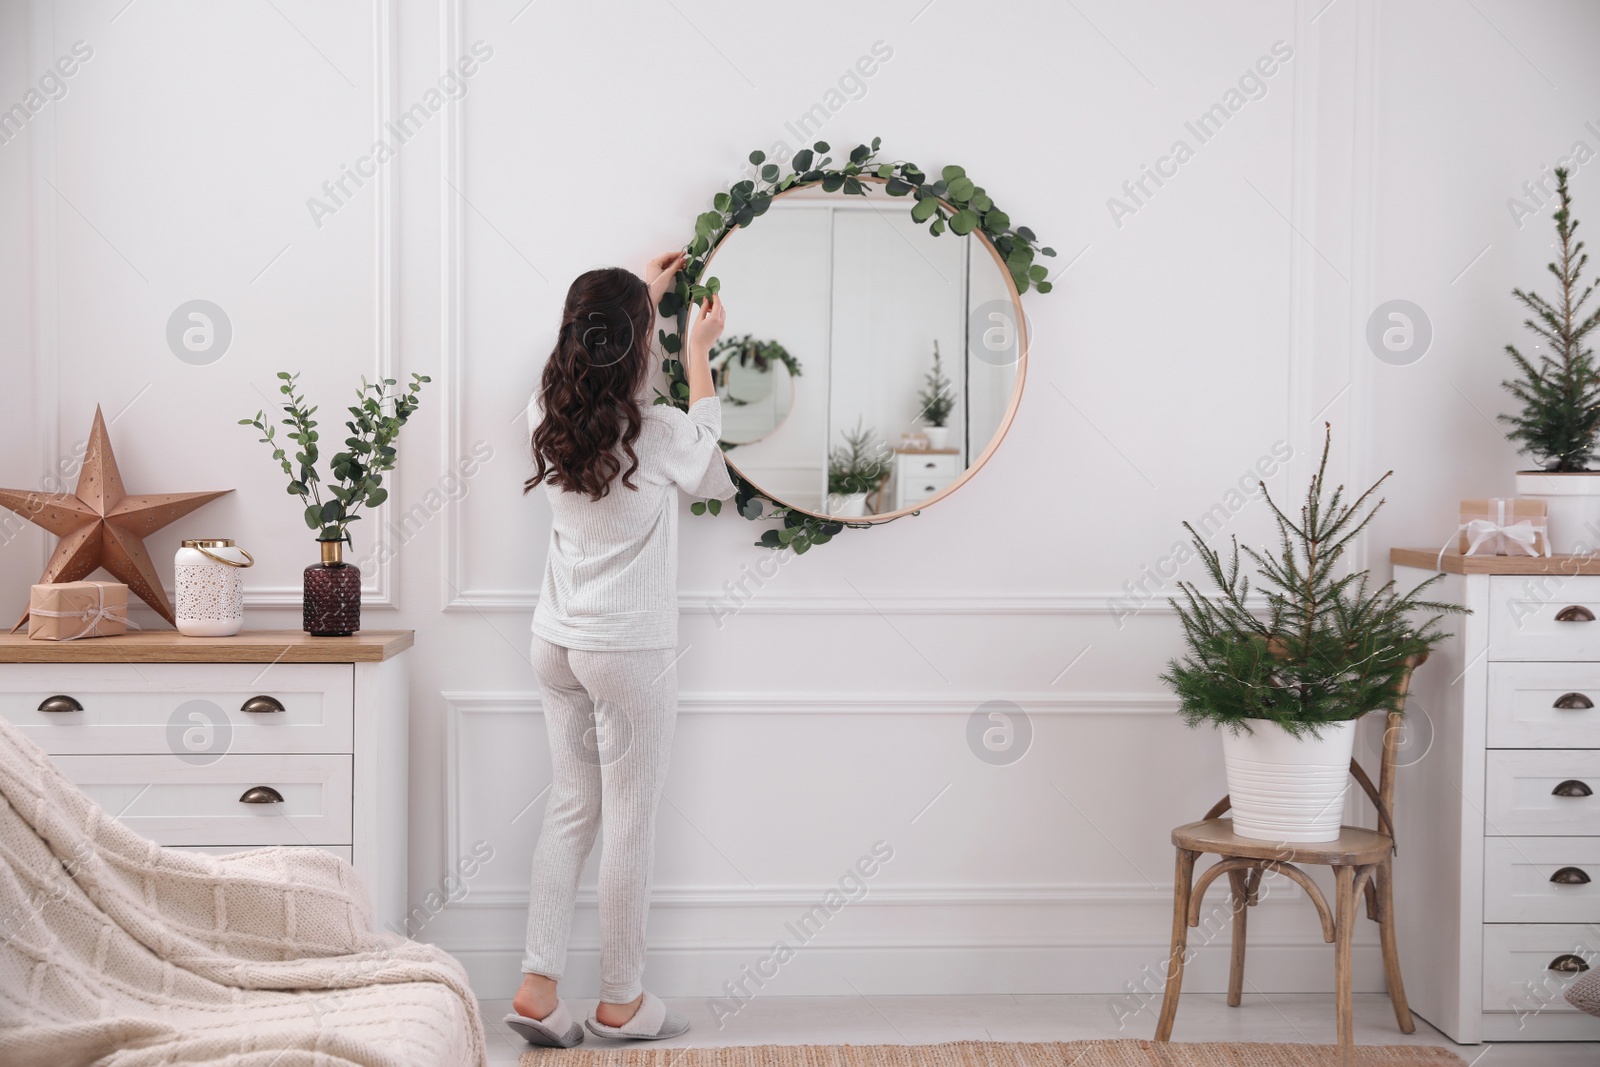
xmin=531 ymin=395 xmax=736 ymax=651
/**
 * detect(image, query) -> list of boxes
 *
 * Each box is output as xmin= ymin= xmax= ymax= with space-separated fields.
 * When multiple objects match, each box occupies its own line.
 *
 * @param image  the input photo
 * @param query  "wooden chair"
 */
xmin=1153 ymin=658 xmax=1424 ymax=1067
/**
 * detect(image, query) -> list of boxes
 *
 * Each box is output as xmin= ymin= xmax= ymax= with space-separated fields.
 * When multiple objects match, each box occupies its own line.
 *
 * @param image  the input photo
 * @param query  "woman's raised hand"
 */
xmin=644 ymin=250 xmax=687 ymax=307
xmin=688 ymin=293 xmax=726 ymax=356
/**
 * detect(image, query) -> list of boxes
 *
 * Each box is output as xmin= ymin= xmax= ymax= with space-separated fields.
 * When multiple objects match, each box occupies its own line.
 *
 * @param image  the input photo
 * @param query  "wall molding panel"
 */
xmin=24 ymin=0 xmax=399 ymax=609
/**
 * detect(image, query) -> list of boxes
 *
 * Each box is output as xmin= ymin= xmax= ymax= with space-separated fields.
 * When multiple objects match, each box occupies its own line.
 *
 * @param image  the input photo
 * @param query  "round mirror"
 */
xmin=706 ymin=185 xmax=1026 ymax=521
xmin=712 ymin=335 xmax=799 ymax=446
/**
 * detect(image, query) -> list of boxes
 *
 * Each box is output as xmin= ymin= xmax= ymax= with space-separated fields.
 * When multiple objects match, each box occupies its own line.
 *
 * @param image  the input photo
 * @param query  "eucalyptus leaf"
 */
xmin=941 ymin=164 xmax=966 ymax=182
xmin=949 ymin=209 xmax=980 ymax=235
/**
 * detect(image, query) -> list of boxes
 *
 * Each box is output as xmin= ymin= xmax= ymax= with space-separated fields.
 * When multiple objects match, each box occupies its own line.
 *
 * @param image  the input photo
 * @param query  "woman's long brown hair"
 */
xmin=526 ymin=268 xmax=656 ymax=500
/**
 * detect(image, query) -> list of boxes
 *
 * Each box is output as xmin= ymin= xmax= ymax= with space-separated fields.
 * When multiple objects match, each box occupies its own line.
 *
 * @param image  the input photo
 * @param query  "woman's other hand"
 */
xmin=687 ymin=294 xmax=726 ymax=357
xmin=644 ymin=251 xmax=687 ymax=308
xmin=684 ymin=294 xmax=724 ymax=404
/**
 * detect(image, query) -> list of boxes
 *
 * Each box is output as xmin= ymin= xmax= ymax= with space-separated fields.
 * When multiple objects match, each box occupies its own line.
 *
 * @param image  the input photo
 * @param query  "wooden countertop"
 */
xmin=1391 ymin=548 xmax=1600 ymax=576
xmin=0 ymin=629 xmax=414 ymax=663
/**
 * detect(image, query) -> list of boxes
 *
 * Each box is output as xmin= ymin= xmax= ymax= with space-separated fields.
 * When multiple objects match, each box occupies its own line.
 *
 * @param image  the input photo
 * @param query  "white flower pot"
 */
xmin=1515 ymin=471 xmax=1600 ymax=554
xmin=830 ymin=492 xmax=868 ymax=517
xmin=1221 ymin=719 xmax=1358 ymax=843
xmin=923 ymin=426 xmax=952 ymax=450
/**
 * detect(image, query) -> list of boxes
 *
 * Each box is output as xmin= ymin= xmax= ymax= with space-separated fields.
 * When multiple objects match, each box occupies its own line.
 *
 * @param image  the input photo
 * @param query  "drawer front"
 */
xmin=0 ymin=663 xmax=352 ymax=755
xmin=1488 ymin=662 xmax=1600 ymax=748
xmin=1483 ymin=924 xmax=1600 ymax=1017
xmin=1489 ymin=576 xmax=1600 ymax=660
xmin=180 ymin=844 xmax=353 ymax=863
xmin=1484 ymin=837 xmax=1600 ymax=922
xmin=898 ymin=453 xmax=961 ymax=479
xmin=899 ymin=476 xmax=955 ymax=500
xmin=1486 ymin=751 xmax=1600 ymax=836
xmin=53 ymin=753 xmax=352 ymax=846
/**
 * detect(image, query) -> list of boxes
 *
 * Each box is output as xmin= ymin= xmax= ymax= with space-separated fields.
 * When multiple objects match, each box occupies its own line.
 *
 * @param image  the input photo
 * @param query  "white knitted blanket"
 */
xmin=0 ymin=714 xmax=486 ymax=1066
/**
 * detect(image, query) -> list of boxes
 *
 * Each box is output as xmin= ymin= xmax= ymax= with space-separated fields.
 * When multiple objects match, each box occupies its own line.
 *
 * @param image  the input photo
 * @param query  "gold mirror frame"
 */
xmin=703 ymin=179 xmax=1029 ymax=524
xmin=655 ymin=138 xmax=1056 ymax=553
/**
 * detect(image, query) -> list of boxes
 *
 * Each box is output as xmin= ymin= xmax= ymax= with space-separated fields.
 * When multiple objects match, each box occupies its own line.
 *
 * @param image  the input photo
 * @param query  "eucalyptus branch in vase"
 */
xmin=241 ymin=371 xmax=430 ymax=637
xmin=241 ymin=371 xmax=431 ymax=546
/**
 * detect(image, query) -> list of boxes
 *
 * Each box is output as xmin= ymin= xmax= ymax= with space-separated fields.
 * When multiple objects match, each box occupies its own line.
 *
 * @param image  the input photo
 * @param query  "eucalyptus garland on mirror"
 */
xmin=657 ymin=137 xmax=1055 ymax=551
xmin=711 ymin=334 xmax=802 ymax=406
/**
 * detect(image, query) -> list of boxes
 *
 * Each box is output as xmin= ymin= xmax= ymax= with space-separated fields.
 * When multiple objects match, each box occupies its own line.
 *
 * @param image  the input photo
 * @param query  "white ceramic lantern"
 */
xmin=174 ymin=538 xmax=254 ymax=637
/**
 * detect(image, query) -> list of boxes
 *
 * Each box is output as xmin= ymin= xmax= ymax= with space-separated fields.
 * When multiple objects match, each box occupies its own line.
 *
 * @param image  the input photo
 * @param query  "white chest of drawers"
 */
xmin=892 ymin=450 xmax=961 ymax=511
xmin=1393 ymin=551 xmax=1600 ymax=1043
xmin=0 ymin=630 xmax=412 ymax=927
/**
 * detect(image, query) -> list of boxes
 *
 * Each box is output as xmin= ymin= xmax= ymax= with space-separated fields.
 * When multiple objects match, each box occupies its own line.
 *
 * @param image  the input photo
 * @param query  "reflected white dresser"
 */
xmin=1392 ymin=550 xmax=1600 ymax=1042
xmin=0 ymin=630 xmax=411 ymax=927
xmin=892 ymin=449 xmax=961 ymax=511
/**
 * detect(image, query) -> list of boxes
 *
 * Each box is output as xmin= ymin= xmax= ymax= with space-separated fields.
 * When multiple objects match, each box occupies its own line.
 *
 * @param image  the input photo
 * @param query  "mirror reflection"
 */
xmin=706 ymin=188 xmax=1024 ymax=519
xmin=712 ymin=335 xmax=800 ymax=446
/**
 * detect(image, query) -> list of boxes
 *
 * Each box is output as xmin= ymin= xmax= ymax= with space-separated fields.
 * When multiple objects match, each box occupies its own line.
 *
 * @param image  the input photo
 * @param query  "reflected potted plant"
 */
xmin=827 ymin=420 xmax=890 ymax=518
xmin=1162 ymin=427 xmax=1462 ymax=842
xmin=1502 ymin=167 xmax=1600 ymax=553
xmin=918 ymin=341 xmax=956 ymax=449
xmin=242 ymin=371 xmax=429 ymax=636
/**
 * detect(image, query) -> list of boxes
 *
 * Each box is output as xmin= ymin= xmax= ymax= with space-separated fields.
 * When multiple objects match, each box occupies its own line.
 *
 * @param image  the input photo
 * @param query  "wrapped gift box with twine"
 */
xmin=24 ymin=580 xmax=131 ymax=641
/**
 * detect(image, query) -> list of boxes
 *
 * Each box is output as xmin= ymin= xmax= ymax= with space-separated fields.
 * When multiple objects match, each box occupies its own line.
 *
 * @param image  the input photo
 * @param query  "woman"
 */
xmin=504 ymin=252 xmax=734 ymax=1048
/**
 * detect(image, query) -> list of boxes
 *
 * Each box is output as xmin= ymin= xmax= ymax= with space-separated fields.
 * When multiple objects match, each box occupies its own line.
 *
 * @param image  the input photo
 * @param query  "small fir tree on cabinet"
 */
xmin=1500 ymin=167 xmax=1600 ymax=471
xmin=917 ymin=341 xmax=956 ymax=428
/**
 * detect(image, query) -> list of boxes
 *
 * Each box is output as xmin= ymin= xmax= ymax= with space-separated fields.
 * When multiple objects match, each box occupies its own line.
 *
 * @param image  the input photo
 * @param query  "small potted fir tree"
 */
xmin=918 ymin=341 xmax=956 ymax=450
xmin=1502 ymin=167 xmax=1600 ymax=553
xmin=827 ymin=420 xmax=890 ymax=517
xmin=1162 ymin=428 xmax=1462 ymax=842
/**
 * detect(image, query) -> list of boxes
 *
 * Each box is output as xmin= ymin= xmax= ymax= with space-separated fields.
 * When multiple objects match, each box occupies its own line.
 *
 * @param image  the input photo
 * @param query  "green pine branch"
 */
xmin=1161 ymin=425 xmax=1466 ymax=738
xmin=1500 ymin=167 xmax=1600 ymax=471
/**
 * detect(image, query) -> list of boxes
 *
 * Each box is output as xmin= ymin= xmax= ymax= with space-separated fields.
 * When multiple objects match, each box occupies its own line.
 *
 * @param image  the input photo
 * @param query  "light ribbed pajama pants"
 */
xmin=521 ymin=636 xmax=678 ymax=1003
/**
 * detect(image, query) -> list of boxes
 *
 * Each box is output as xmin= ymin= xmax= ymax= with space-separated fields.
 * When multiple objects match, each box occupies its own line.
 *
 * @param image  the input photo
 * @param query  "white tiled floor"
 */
xmin=478 ymin=993 xmax=1598 ymax=1065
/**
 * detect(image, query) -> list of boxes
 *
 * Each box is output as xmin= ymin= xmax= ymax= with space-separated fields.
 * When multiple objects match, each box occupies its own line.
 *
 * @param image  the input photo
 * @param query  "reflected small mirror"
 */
xmin=712 ymin=335 xmax=800 ymax=446
xmin=706 ymin=185 xmax=1026 ymax=520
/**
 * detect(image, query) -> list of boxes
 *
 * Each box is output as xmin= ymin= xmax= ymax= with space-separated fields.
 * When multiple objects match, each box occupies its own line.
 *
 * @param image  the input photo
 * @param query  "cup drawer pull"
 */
xmin=1556 ymin=605 xmax=1596 ymax=622
xmin=1549 ymin=953 xmax=1590 ymax=973
xmin=1551 ymin=866 xmax=1592 ymax=885
xmin=1552 ymin=779 xmax=1594 ymax=798
xmin=239 ymin=786 xmax=285 ymax=804
xmin=1554 ymin=692 xmax=1596 ymax=710
xmin=240 ymin=695 xmax=286 ymax=714
xmin=37 ymin=695 xmax=83 ymax=714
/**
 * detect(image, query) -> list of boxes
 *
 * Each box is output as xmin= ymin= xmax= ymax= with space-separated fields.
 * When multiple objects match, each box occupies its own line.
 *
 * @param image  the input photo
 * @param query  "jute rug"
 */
xmin=519 ymin=1040 xmax=1467 ymax=1066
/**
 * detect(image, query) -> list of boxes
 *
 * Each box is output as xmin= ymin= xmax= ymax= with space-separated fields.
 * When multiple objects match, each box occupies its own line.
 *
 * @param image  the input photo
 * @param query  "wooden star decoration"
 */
xmin=0 ymin=406 xmax=232 ymax=628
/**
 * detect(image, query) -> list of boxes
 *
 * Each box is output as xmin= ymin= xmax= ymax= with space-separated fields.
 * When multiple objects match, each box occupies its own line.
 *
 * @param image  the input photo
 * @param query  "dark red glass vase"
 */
xmin=303 ymin=539 xmax=360 ymax=636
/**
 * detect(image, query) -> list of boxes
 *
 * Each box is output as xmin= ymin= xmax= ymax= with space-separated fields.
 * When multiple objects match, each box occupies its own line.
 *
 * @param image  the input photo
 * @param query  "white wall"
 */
xmin=5 ymin=0 xmax=1597 ymax=1023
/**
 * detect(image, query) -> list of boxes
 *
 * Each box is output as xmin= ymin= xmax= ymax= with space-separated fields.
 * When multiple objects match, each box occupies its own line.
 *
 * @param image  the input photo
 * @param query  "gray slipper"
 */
xmin=584 ymin=991 xmax=689 ymax=1041
xmin=504 ymin=999 xmax=584 ymax=1048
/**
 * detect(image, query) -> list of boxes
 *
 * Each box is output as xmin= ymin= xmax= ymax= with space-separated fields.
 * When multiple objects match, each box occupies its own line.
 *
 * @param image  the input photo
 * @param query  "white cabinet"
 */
xmin=0 ymin=630 xmax=412 ymax=927
xmin=1392 ymin=551 xmax=1600 ymax=1043
xmin=892 ymin=450 xmax=961 ymax=511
